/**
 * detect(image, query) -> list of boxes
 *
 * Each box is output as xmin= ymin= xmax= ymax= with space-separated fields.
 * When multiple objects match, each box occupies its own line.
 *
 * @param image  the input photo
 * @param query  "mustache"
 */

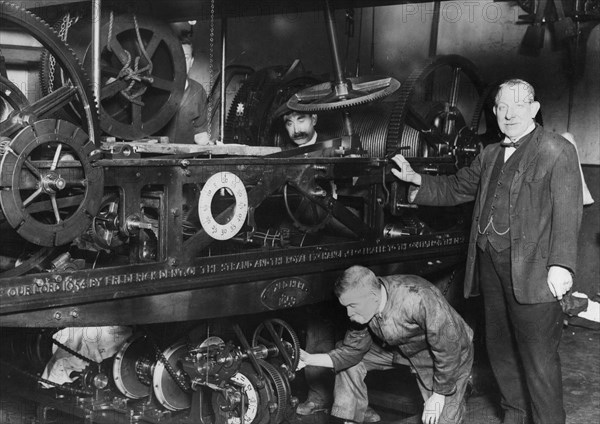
xmin=292 ymin=132 xmax=309 ymax=139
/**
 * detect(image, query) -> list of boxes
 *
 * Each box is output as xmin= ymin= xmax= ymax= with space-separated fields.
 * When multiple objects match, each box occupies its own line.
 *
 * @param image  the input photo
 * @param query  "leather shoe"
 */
xmin=296 ymin=400 xmax=330 ymax=415
xmin=363 ymin=407 xmax=381 ymax=423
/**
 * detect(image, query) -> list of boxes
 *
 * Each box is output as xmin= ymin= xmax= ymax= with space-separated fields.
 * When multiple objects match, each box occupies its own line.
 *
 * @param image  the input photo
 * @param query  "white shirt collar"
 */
xmin=503 ymin=122 xmax=536 ymax=145
xmin=302 ymin=132 xmax=318 ymax=146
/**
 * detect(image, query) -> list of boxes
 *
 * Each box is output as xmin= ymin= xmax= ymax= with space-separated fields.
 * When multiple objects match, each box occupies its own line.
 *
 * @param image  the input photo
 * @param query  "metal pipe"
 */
xmin=355 ymin=8 xmax=363 ymax=77
xmin=219 ymin=17 xmax=227 ymax=144
xmin=370 ymin=7 xmax=375 ymax=72
xmin=92 ymin=0 xmax=101 ymax=109
xmin=323 ymin=0 xmax=353 ymax=137
xmin=324 ymin=0 xmax=345 ymax=85
xmin=429 ymin=1 xmax=441 ymax=57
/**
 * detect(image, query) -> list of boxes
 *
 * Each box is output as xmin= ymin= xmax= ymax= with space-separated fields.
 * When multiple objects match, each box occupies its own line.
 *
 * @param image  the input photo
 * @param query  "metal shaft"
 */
xmin=323 ymin=0 xmax=354 ymax=136
xmin=219 ymin=17 xmax=227 ymax=143
xmin=92 ymin=0 xmax=101 ymax=109
xmin=324 ymin=0 xmax=345 ymax=85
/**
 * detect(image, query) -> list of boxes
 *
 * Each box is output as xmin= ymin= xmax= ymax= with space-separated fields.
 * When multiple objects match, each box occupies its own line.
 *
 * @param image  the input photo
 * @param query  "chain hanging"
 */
xmin=207 ymin=0 xmax=215 ymax=140
xmin=48 ymin=12 xmax=80 ymax=92
xmin=52 ymin=337 xmax=99 ymax=365
xmin=144 ymin=328 xmax=191 ymax=393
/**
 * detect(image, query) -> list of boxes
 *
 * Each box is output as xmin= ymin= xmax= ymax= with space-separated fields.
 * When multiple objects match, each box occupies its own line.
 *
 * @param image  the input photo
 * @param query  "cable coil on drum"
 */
xmin=224 ymin=56 xmax=490 ymax=162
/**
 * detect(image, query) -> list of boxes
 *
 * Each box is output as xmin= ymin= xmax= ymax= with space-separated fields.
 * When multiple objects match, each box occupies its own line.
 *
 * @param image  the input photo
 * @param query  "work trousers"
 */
xmin=331 ymin=343 xmax=472 ymax=424
xmin=304 ymin=317 xmax=335 ymax=406
xmin=479 ymin=245 xmax=565 ymax=424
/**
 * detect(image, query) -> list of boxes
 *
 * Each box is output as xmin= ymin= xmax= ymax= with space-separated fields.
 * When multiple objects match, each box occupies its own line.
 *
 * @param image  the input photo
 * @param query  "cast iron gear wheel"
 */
xmin=40 ymin=11 xmax=187 ymax=140
xmin=0 ymin=78 xmax=64 ymax=275
xmin=286 ymin=75 xmax=400 ymax=112
xmin=257 ymin=359 xmax=291 ymax=424
xmin=0 ymin=1 xmax=99 ymax=144
xmin=385 ymin=55 xmax=486 ymax=160
xmin=251 ymin=319 xmax=300 ymax=373
xmin=0 ymin=75 xmax=29 ymax=114
xmin=223 ymin=65 xmax=321 ymax=146
xmin=0 ymin=119 xmax=104 ymax=247
xmin=212 ymin=361 xmax=271 ymax=424
xmin=283 ymin=182 xmax=332 ymax=233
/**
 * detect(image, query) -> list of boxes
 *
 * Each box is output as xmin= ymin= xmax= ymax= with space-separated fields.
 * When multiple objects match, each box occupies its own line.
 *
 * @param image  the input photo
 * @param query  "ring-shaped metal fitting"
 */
xmin=198 ymin=172 xmax=248 ymax=241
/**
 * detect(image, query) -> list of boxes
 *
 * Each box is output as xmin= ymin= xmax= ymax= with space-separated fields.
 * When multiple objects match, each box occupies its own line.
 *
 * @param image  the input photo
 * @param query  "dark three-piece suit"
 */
xmin=413 ymin=124 xmax=583 ymax=424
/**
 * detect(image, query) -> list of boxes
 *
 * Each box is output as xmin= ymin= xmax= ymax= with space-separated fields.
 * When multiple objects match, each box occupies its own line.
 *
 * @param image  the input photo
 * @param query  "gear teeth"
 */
xmin=287 ymin=76 xmax=400 ymax=113
xmin=258 ymin=359 xmax=290 ymax=424
xmin=223 ymin=67 xmax=321 ymax=146
xmin=385 ymin=55 xmax=485 ymax=158
xmin=1 ymin=1 xmax=99 ymax=145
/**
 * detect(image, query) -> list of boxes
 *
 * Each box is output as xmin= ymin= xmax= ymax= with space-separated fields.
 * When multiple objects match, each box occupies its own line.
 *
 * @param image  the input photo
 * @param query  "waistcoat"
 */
xmin=476 ymin=134 xmax=533 ymax=252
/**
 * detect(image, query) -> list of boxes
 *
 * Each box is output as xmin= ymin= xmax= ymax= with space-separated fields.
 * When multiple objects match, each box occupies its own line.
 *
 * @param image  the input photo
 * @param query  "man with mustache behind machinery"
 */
xmin=283 ymin=110 xmax=321 ymax=147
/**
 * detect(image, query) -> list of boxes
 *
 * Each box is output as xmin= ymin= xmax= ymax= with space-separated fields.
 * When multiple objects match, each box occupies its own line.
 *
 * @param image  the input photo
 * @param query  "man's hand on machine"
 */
xmin=390 ymin=154 xmax=422 ymax=186
xmin=297 ymin=348 xmax=334 ymax=369
xmin=296 ymin=349 xmax=309 ymax=371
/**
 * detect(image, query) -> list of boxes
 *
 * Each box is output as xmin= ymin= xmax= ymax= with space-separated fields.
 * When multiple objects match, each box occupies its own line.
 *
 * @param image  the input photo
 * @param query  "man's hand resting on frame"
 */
xmin=390 ymin=154 xmax=422 ymax=186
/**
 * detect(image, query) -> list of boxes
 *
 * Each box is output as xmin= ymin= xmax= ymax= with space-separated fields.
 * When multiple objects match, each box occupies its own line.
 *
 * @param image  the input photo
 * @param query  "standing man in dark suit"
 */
xmin=390 ymin=79 xmax=582 ymax=424
xmin=161 ymin=35 xmax=209 ymax=145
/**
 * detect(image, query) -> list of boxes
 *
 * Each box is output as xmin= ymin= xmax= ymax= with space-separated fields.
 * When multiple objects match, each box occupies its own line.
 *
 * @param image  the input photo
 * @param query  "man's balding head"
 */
xmin=493 ymin=79 xmax=540 ymax=141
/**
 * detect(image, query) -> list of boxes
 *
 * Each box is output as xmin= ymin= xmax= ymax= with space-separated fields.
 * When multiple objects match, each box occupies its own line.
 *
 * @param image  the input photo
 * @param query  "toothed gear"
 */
xmin=0 ymin=119 xmax=104 ymax=247
xmin=385 ymin=55 xmax=485 ymax=159
xmin=251 ymin=319 xmax=300 ymax=373
xmin=223 ymin=66 xmax=320 ymax=146
xmin=258 ymin=359 xmax=291 ymax=424
xmin=0 ymin=76 xmax=64 ymax=275
xmin=286 ymin=75 xmax=400 ymax=112
xmin=0 ymin=1 xmax=99 ymax=144
xmin=39 ymin=12 xmax=84 ymax=124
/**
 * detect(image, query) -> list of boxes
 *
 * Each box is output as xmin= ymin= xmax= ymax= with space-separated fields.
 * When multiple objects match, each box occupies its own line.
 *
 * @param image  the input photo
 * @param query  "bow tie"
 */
xmin=501 ymin=140 xmax=520 ymax=148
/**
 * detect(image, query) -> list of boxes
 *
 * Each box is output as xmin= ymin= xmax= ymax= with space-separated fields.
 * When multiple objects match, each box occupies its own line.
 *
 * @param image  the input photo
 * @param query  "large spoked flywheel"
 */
xmin=0 ymin=1 xmax=98 ymax=144
xmin=251 ymin=319 xmax=300 ymax=375
xmin=0 ymin=119 xmax=103 ymax=246
xmin=386 ymin=55 xmax=487 ymax=162
xmin=40 ymin=11 xmax=187 ymax=140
